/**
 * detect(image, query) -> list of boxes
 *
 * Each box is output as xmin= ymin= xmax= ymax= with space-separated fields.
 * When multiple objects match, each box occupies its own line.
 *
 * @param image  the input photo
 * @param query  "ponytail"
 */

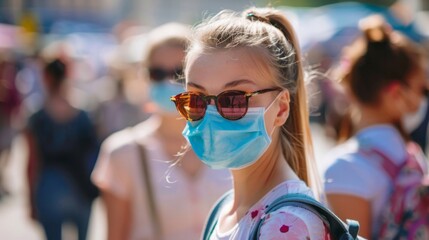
xmin=244 ymin=8 xmax=322 ymax=199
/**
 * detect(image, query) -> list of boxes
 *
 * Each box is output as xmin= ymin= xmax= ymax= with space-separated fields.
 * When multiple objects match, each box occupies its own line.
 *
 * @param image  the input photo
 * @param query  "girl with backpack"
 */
xmin=324 ymin=15 xmax=428 ymax=239
xmin=171 ymin=7 xmax=360 ymax=240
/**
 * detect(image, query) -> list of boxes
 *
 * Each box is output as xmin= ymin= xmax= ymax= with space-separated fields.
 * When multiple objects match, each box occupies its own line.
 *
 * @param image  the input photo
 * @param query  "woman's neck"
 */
xmin=44 ymin=94 xmax=76 ymax=122
xmin=228 ymin=140 xmax=298 ymax=219
xmin=354 ymin=104 xmax=396 ymax=132
xmin=157 ymin=114 xmax=186 ymax=139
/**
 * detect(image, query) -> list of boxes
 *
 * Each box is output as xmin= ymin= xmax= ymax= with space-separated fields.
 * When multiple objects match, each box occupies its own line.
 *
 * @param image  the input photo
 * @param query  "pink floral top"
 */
xmin=210 ymin=180 xmax=330 ymax=240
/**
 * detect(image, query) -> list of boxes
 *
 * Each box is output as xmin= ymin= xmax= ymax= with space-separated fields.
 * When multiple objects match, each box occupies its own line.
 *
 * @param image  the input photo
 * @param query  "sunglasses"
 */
xmin=170 ymin=88 xmax=282 ymax=121
xmin=149 ymin=67 xmax=183 ymax=82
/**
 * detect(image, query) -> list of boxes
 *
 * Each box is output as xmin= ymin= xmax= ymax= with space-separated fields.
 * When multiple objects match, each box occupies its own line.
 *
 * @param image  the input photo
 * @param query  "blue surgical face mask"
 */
xmin=149 ymin=80 xmax=184 ymax=113
xmin=182 ymin=96 xmax=278 ymax=169
xmin=403 ymin=97 xmax=428 ymax=133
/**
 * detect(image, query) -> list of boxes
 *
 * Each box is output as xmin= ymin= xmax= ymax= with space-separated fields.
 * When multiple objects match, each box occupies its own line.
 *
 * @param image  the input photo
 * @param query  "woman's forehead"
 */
xmin=150 ymin=45 xmax=185 ymax=68
xmin=185 ymin=47 xmax=276 ymax=90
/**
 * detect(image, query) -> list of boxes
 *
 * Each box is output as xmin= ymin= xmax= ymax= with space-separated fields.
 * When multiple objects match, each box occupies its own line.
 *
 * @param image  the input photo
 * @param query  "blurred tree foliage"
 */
xmin=269 ymin=0 xmax=396 ymax=7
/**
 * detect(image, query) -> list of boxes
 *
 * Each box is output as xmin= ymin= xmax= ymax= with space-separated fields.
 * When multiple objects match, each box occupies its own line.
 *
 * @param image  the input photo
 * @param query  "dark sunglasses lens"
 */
xmin=150 ymin=68 xmax=184 ymax=83
xmin=174 ymin=93 xmax=206 ymax=121
xmin=217 ymin=91 xmax=248 ymax=120
xmin=149 ymin=68 xmax=166 ymax=82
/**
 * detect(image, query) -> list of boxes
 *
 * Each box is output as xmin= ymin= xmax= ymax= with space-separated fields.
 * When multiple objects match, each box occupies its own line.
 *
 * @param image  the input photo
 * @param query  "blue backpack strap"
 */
xmin=250 ymin=193 xmax=360 ymax=240
xmin=202 ymin=190 xmax=233 ymax=240
xmin=346 ymin=219 xmax=360 ymax=238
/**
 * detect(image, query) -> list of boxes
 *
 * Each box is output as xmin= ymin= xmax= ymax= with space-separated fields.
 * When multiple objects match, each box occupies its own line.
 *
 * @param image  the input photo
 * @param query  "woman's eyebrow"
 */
xmin=224 ymin=79 xmax=256 ymax=88
xmin=187 ymin=82 xmax=206 ymax=91
xmin=187 ymin=79 xmax=255 ymax=91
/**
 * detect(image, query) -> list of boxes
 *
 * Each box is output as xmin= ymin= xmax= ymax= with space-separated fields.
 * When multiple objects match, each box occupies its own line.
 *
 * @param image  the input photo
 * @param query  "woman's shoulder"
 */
xmin=103 ymin=118 xmax=157 ymax=151
xmin=102 ymin=129 xmax=136 ymax=154
xmin=73 ymin=109 xmax=96 ymax=128
xmin=325 ymin=138 xmax=360 ymax=162
xmin=257 ymin=180 xmax=329 ymax=240
xmin=28 ymin=108 xmax=47 ymax=124
xmin=258 ymin=204 xmax=330 ymax=240
xmin=255 ymin=180 xmax=314 ymax=206
xmin=323 ymin=128 xmax=408 ymax=175
xmin=323 ymin=137 xmax=372 ymax=175
xmin=91 ymin=123 xmax=153 ymax=190
xmin=323 ymin=139 xmax=389 ymax=198
xmin=101 ymin=132 xmax=140 ymax=158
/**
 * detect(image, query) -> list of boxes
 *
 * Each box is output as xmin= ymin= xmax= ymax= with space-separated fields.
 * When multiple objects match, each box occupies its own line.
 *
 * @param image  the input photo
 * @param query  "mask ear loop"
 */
xmin=264 ymin=90 xmax=286 ymax=113
xmin=264 ymin=90 xmax=288 ymax=137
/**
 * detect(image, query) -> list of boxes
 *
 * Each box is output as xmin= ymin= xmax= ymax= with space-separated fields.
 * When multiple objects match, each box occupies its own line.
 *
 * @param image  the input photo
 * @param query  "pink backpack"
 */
xmin=361 ymin=143 xmax=429 ymax=239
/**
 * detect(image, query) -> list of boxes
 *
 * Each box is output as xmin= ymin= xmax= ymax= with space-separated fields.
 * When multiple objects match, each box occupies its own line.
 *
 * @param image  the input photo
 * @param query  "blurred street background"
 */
xmin=0 ymin=0 xmax=428 ymax=239
xmin=0 ymin=123 xmax=334 ymax=240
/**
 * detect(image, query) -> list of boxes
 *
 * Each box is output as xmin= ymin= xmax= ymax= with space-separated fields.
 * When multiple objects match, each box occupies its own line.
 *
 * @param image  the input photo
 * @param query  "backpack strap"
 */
xmin=363 ymin=142 xmax=427 ymax=181
xmin=202 ymin=190 xmax=233 ymax=240
xmin=364 ymin=148 xmax=406 ymax=180
xmin=250 ymin=193 xmax=360 ymax=240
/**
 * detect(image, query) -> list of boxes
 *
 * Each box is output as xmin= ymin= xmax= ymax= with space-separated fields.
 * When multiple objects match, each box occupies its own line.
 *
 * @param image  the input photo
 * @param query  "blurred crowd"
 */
xmin=0 ymin=0 xmax=428 ymax=240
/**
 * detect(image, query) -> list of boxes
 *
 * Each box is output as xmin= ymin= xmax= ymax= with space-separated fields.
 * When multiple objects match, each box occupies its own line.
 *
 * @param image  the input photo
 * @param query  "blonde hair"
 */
xmin=186 ymin=8 xmax=322 ymax=198
xmin=143 ymin=22 xmax=191 ymax=67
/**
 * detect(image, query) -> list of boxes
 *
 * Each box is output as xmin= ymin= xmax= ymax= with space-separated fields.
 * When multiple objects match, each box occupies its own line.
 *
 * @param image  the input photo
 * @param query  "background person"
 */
xmin=324 ymin=15 xmax=428 ymax=239
xmin=25 ymin=58 xmax=100 ymax=240
xmin=91 ymin=22 xmax=231 ymax=240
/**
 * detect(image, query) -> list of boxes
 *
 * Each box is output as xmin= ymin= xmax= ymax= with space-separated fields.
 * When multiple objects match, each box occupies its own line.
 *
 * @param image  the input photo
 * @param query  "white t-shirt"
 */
xmin=323 ymin=124 xmax=426 ymax=238
xmin=92 ymin=116 xmax=232 ymax=240
xmin=210 ymin=180 xmax=328 ymax=240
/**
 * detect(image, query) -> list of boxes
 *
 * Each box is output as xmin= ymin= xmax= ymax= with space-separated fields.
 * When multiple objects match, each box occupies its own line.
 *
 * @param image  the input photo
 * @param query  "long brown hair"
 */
xmin=186 ymin=7 xmax=321 ymax=196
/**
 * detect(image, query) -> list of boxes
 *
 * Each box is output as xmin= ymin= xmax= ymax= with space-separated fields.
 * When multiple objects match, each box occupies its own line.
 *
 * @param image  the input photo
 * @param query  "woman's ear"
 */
xmin=274 ymin=90 xmax=290 ymax=127
xmin=385 ymin=81 xmax=402 ymax=99
xmin=383 ymin=81 xmax=409 ymax=116
xmin=385 ymin=81 xmax=408 ymax=107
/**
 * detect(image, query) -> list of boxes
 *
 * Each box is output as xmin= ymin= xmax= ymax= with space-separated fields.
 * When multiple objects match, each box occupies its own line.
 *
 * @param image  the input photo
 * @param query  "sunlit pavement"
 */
xmin=0 ymin=124 xmax=333 ymax=240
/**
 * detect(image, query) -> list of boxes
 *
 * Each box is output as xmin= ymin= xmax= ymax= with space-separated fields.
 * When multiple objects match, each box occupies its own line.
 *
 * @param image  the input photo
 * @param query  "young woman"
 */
xmin=26 ymin=58 xmax=100 ymax=240
xmin=171 ymin=7 xmax=329 ymax=239
xmin=324 ymin=15 xmax=427 ymax=239
xmin=91 ymin=22 xmax=231 ymax=240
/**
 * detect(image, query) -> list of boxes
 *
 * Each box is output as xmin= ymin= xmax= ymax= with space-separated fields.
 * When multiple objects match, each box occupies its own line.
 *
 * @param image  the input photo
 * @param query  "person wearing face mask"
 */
xmin=324 ymin=15 xmax=428 ymax=239
xmin=169 ymin=8 xmax=358 ymax=240
xmin=91 ymin=23 xmax=231 ymax=240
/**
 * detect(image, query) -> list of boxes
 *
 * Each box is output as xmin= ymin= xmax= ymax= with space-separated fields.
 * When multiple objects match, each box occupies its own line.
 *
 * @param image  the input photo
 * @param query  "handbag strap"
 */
xmin=135 ymin=140 xmax=162 ymax=239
